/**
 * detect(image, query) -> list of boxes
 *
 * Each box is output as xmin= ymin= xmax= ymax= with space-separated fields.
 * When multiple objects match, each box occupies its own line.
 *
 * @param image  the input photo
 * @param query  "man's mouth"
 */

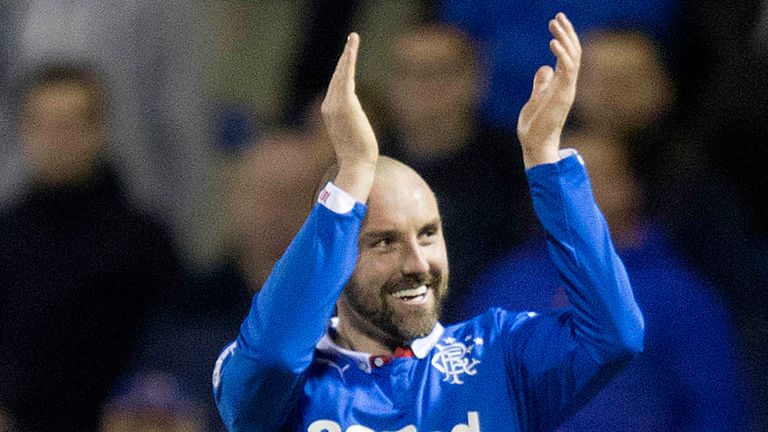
xmin=391 ymin=284 xmax=429 ymax=305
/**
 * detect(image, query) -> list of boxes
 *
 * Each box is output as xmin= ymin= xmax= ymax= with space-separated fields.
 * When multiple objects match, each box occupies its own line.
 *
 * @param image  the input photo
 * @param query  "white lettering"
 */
xmin=451 ymin=412 xmax=480 ymax=432
xmin=307 ymin=412 xmax=480 ymax=432
xmin=347 ymin=426 xmax=375 ymax=432
xmin=308 ymin=420 xmax=342 ymax=432
xmin=384 ymin=427 xmax=416 ymax=432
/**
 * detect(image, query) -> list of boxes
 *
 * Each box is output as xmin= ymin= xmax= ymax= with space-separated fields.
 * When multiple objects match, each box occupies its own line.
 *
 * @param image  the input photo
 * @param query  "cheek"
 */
xmin=429 ymin=239 xmax=449 ymax=270
xmin=353 ymin=253 xmax=398 ymax=289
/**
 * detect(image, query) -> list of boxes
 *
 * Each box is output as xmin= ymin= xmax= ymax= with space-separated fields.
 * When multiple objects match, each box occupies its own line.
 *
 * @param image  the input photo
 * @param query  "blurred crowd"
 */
xmin=0 ymin=1 xmax=766 ymax=431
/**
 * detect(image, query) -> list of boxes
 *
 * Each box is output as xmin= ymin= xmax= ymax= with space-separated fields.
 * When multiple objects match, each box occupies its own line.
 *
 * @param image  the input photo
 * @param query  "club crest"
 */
xmin=430 ymin=336 xmax=482 ymax=384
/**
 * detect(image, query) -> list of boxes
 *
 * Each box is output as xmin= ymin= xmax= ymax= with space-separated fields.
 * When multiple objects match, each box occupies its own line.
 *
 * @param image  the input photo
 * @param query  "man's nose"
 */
xmin=401 ymin=239 xmax=430 ymax=275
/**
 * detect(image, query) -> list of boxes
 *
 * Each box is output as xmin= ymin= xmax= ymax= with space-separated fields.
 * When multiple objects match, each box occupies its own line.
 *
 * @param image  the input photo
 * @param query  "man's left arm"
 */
xmin=504 ymin=149 xmax=644 ymax=431
xmin=504 ymin=14 xmax=644 ymax=430
xmin=516 ymin=14 xmax=644 ymax=355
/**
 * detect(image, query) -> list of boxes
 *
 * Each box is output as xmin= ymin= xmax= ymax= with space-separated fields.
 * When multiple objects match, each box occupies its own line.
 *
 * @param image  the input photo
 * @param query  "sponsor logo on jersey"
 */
xmin=430 ymin=336 xmax=482 ymax=384
xmin=307 ymin=411 xmax=480 ymax=432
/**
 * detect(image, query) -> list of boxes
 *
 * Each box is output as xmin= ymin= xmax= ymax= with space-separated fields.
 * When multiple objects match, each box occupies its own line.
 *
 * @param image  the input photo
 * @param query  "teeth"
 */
xmin=392 ymin=285 xmax=428 ymax=298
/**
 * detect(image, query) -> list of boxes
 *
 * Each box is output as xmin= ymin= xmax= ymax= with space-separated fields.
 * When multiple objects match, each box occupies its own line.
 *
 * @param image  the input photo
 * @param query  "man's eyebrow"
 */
xmin=360 ymin=230 xmax=399 ymax=242
xmin=419 ymin=219 xmax=442 ymax=231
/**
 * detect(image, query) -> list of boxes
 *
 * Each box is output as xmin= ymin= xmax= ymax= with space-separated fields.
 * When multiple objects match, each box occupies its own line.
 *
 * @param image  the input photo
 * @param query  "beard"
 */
xmin=343 ymin=270 xmax=449 ymax=343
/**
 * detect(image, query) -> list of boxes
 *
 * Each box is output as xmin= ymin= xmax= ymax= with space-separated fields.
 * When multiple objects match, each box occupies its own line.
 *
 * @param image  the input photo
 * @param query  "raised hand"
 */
xmin=321 ymin=33 xmax=379 ymax=203
xmin=517 ymin=13 xmax=582 ymax=168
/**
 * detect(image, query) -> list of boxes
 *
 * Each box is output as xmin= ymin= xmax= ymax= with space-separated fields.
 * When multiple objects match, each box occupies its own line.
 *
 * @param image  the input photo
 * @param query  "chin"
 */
xmin=393 ymin=310 xmax=439 ymax=341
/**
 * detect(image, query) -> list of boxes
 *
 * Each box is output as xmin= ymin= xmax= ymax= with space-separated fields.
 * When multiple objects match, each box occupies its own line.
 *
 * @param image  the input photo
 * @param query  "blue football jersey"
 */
xmin=213 ymin=151 xmax=644 ymax=431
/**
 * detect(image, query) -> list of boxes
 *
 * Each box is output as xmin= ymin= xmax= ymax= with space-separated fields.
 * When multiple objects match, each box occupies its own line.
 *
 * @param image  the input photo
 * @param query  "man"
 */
xmin=0 ymin=64 xmax=185 ymax=432
xmin=213 ymin=14 xmax=644 ymax=431
xmin=4 ymin=0 xmax=216 ymax=265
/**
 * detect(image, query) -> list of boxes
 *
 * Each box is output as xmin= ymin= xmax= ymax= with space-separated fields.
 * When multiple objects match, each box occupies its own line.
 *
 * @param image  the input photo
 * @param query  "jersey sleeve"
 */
xmin=503 ymin=150 xmax=645 ymax=431
xmin=212 ymin=184 xmax=367 ymax=431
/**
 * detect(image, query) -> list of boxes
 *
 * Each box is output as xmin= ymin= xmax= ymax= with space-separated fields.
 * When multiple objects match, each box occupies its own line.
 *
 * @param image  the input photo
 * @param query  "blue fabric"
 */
xmin=213 ymin=202 xmax=367 ymax=430
xmin=440 ymin=0 xmax=678 ymax=131
xmin=213 ymin=154 xmax=644 ymax=431
xmin=466 ymin=226 xmax=747 ymax=431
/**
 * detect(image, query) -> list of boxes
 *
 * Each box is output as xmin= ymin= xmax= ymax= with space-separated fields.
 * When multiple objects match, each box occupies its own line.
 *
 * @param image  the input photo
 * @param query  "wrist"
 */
xmin=521 ymin=145 xmax=560 ymax=169
xmin=337 ymin=157 xmax=378 ymax=172
xmin=334 ymin=159 xmax=378 ymax=203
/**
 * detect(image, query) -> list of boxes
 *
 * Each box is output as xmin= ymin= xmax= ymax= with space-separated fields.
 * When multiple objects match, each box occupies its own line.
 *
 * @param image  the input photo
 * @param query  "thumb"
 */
xmin=530 ymin=66 xmax=554 ymax=100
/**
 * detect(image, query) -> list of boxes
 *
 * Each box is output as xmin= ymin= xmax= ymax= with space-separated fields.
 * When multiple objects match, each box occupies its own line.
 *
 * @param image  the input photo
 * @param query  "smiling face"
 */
xmin=337 ymin=160 xmax=449 ymax=345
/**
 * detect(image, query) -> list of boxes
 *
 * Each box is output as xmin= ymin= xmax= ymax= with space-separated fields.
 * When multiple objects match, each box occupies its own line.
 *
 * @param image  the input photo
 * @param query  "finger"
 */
xmin=327 ymin=35 xmax=354 ymax=96
xmin=548 ymin=18 xmax=576 ymax=60
xmin=531 ymin=65 xmax=554 ymax=99
xmin=550 ymin=38 xmax=577 ymax=78
xmin=556 ymin=13 xmax=581 ymax=54
xmin=343 ymin=32 xmax=360 ymax=94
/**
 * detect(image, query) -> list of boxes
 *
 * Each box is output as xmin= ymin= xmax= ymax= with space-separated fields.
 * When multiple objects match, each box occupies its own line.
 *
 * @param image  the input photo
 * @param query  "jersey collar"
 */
xmin=316 ymin=318 xmax=444 ymax=371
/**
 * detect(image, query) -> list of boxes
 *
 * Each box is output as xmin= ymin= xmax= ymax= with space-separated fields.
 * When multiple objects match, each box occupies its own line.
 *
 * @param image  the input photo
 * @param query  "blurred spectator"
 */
xmin=439 ymin=0 xmax=678 ymax=132
xmin=380 ymin=23 xmax=534 ymax=322
xmin=572 ymin=31 xmax=673 ymax=142
xmin=100 ymin=371 xmax=206 ymax=432
xmin=222 ymin=100 xmax=333 ymax=292
xmin=0 ymin=63 xmax=185 ymax=432
xmin=281 ymin=1 xmax=431 ymax=126
xmin=461 ymin=30 xmax=748 ymax=431
xmin=130 ymin=103 xmax=335 ymax=430
xmin=0 ymin=0 xmax=219 ymax=266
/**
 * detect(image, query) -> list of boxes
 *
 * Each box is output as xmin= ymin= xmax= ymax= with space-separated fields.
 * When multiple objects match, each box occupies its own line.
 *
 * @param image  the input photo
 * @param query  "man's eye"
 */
xmin=420 ymin=225 xmax=438 ymax=238
xmin=372 ymin=238 xmax=393 ymax=249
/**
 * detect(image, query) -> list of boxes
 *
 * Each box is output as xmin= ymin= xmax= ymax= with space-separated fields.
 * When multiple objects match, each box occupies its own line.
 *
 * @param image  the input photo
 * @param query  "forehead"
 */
xmin=363 ymin=169 xmax=440 ymax=231
xmin=393 ymin=30 xmax=469 ymax=72
xmin=26 ymin=83 xmax=91 ymax=114
xmin=585 ymin=33 xmax=658 ymax=74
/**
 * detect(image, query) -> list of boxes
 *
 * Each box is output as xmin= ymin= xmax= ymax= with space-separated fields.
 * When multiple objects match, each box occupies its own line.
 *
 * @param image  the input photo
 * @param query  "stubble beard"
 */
xmin=344 ymin=272 xmax=449 ymax=343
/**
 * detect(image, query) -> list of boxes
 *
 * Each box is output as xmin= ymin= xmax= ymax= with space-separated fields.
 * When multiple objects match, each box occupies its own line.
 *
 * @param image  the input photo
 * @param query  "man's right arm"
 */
xmin=213 ymin=189 xmax=366 ymax=431
xmin=213 ymin=33 xmax=378 ymax=431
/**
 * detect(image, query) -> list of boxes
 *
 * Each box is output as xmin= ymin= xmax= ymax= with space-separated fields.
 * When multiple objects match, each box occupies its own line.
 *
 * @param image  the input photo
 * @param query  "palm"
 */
xmin=319 ymin=33 xmax=379 ymax=202
xmin=321 ymin=33 xmax=379 ymax=169
xmin=517 ymin=13 xmax=581 ymax=167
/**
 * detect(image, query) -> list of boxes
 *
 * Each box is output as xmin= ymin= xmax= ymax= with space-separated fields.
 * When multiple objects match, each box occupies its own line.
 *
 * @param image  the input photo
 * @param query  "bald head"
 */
xmin=366 ymin=157 xmax=438 ymax=222
xmin=373 ymin=157 xmax=428 ymax=186
xmin=316 ymin=156 xmax=436 ymax=206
